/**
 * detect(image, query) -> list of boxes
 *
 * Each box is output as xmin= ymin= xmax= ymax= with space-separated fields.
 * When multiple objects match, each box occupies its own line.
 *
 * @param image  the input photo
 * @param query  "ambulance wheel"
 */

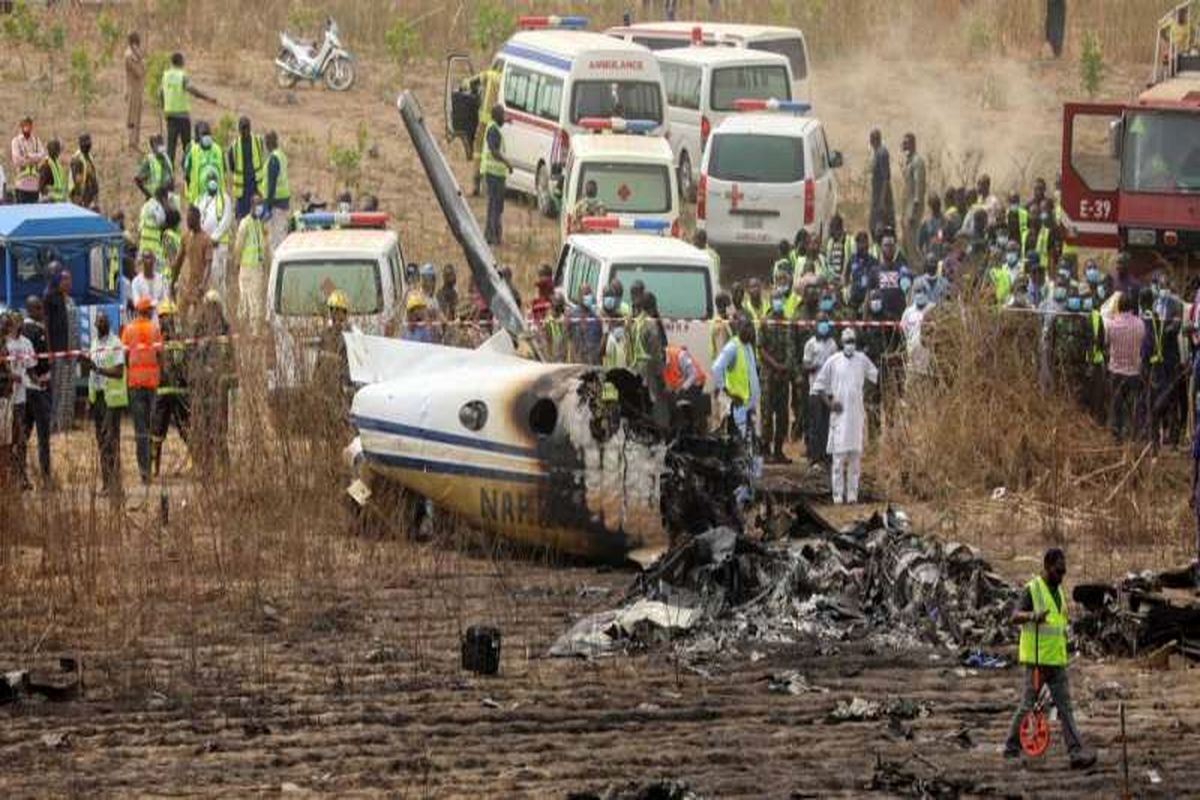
xmin=536 ymin=163 xmax=555 ymax=218
xmin=679 ymin=152 xmax=695 ymax=203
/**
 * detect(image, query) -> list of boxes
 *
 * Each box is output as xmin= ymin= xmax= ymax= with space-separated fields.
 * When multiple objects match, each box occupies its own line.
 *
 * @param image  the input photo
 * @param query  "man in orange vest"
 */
xmin=663 ymin=343 xmax=708 ymax=435
xmin=121 ymin=296 xmax=163 ymax=485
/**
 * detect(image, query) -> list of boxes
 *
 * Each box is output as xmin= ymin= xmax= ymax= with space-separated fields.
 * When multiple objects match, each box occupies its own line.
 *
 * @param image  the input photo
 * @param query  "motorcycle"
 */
xmin=275 ymin=17 xmax=356 ymax=92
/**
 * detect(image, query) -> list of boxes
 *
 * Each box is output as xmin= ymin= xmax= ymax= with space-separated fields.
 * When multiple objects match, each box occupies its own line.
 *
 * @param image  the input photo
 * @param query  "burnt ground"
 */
xmin=2 ymin=454 xmax=1198 ymax=799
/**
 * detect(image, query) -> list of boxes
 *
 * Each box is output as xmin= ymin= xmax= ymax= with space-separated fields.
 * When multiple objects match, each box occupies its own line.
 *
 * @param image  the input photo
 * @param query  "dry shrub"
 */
xmin=876 ymin=299 xmax=1193 ymax=570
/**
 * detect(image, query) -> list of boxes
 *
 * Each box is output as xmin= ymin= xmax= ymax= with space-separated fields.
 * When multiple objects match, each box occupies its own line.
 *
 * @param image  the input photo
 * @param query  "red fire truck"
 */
xmin=1061 ymin=1 xmax=1200 ymax=273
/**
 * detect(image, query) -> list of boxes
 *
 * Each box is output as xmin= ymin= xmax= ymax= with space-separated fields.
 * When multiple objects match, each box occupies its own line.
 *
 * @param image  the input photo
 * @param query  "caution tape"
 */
xmin=0 ymin=304 xmax=1150 ymax=365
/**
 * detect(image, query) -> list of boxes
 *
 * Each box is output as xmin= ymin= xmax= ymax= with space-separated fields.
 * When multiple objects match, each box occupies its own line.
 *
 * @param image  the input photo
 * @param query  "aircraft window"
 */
xmin=528 ymin=398 xmax=558 ymax=436
xmin=459 ymin=400 xmax=488 ymax=431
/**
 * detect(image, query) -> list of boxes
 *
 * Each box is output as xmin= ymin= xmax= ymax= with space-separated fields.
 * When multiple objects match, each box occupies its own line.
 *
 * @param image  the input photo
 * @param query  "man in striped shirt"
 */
xmin=1104 ymin=292 xmax=1145 ymax=442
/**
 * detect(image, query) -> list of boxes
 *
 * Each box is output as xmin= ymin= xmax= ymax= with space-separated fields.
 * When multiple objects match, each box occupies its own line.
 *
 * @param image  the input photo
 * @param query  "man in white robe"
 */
xmin=812 ymin=327 xmax=879 ymax=504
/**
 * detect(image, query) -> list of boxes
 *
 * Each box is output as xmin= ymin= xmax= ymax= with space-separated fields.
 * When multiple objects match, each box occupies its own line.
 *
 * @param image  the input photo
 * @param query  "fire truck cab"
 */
xmin=1061 ymin=2 xmax=1200 ymax=272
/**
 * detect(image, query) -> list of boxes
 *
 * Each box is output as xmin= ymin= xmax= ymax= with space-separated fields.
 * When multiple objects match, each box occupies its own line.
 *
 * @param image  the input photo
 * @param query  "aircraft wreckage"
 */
xmin=341 ymin=92 xmax=743 ymax=561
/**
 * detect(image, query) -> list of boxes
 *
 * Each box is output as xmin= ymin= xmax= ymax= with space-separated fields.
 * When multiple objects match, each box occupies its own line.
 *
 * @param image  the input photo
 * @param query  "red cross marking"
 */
xmin=726 ymin=183 xmax=744 ymax=210
xmin=617 ymin=183 xmax=632 ymax=202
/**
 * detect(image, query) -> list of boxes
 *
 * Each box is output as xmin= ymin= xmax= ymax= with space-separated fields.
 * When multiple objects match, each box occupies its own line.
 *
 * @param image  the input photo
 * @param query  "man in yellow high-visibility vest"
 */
xmin=1003 ymin=548 xmax=1096 ymax=769
xmin=161 ymin=51 xmax=217 ymax=169
xmin=226 ymin=115 xmax=265 ymax=220
xmin=38 ymin=138 xmax=67 ymax=203
xmin=480 ymin=104 xmax=510 ymax=246
xmin=232 ymin=191 xmax=271 ymax=322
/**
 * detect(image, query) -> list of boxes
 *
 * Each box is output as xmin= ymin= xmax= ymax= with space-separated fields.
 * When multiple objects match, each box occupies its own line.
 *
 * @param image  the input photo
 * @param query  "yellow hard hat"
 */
xmin=406 ymin=291 xmax=427 ymax=312
xmin=327 ymin=289 xmax=349 ymax=311
xmin=158 ymin=299 xmax=177 ymax=316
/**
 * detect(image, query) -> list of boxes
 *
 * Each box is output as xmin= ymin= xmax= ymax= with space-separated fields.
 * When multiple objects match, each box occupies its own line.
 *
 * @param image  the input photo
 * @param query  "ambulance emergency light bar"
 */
xmin=296 ymin=212 xmax=389 ymax=229
xmin=579 ymin=215 xmax=671 ymax=233
xmin=577 ymin=117 xmax=657 ymax=134
xmin=517 ymin=15 xmax=588 ymax=30
xmin=732 ymin=98 xmax=812 ymax=114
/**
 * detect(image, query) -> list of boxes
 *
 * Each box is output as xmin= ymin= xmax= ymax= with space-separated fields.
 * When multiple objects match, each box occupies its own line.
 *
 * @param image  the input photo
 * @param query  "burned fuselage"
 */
xmin=346 ymin=333 xmax=733 ymax=562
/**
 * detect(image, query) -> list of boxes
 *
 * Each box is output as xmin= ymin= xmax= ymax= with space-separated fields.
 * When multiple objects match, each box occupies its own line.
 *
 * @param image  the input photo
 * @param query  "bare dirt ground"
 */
xmin=2 ymin=23 xmax=1198 ymax=800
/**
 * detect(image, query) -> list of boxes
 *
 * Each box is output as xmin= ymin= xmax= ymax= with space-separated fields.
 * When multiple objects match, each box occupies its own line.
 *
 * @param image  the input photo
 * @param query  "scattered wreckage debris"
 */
xmin=828 ymin=696 xmax=930 ymax=724
xmin=550 ymin=509 xmax=1017 ymax=658
xmin=567 ymin=779 xmax=703 ymax=800
xmin=1 ymin=658 xmax=82 ymax=705
xmin=1073 ymin=566 xmax=1200 ymax=662
xmin=868 ymin=753 xmax=977 ymax=800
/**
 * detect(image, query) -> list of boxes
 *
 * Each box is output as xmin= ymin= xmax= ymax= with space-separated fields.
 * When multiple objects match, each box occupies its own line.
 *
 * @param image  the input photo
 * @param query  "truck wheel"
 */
xmin=536 ymin=163 xmax=556 ymax=218
xmin=679 ymin=152 xmax=695 ymax=203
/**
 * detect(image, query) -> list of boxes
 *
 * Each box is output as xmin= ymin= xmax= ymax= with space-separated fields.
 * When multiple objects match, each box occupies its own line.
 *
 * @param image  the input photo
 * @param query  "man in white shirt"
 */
xmin=131 ymin=250 xmax=170 ymax=321
xmin=194 ymin=168 xmax=233 ymax=302
xmin=812 ymin=327 xmax=879 ymax=505
xmin=900 ymin=291 xmax=932 ymax=387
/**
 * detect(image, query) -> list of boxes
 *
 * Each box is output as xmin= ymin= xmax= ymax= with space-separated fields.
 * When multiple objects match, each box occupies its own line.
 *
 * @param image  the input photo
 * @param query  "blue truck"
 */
xmin=0 ymin=202 xmax=126 ymax=377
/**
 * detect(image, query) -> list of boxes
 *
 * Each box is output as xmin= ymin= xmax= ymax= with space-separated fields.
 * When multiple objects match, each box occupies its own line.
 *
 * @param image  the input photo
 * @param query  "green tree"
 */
xmin=69 ymin=47 xmax=97 ymax=113
xmin=384 ymin=17 xmax=420 ymax=67
xmin=472 ymin=0 xmax=515 ymax=53
xmin=1080 ymin=31 xmax=1105 ymax=98
xmin=96 ymin=11 xmax=122 ymax=67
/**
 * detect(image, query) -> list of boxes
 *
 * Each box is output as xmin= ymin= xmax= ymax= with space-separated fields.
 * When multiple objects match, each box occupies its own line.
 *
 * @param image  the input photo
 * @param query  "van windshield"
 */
xmin=276 ymin=259 xmax=383 ymax=316
xmin=748 ymin=37 xmax=808 ymax=80
xmin=612 ymin=264 xmax=711 ymax=319
xmin=571 ymin=81 xmax=663 ymax=124
xmin=578 ymin=162 xmax=672 ymax=213
xmin=710 ymin=64 xmax=792 ymax=111
xmin=708 ymin=133 xmax=805 ymax=183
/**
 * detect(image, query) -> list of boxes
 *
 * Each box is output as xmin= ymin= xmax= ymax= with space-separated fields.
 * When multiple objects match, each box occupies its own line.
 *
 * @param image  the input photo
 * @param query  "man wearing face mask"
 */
xmin=872 ymin=236 xmax=909 ymax=320
xmin=1038 ymin=277 xmax=1071 ymax=391
xmin=813 ymin=328 xmax=879 ymax=505
xmin=195 ymin=166 xmax=233 ymax=302
xmin=68 ymin=133 xmax=99 ymax=210
xmin=742 ymin=278 xmax=770 ymax=329
xmin=135 ymin=134 xmax=173 ymax=200
xmin=802 ymin=314 xmax=837 ymax=467
xmin=138 ymin=184 xmax=171 ymax=270
xmin=912 ymin=252 xmax=948 ymax=306
xmin=232 ymin=191 xmax=271 ymax=322
xmin=1080 ymin=283 xmax=1108 ymax=424
xmin=182 ymin=120 xmax=226 ymax=205
xmin=901 ymin=291 xmax=932 ymax=388
xmin=1053 ymin=287 xmax=1089 ymax=397
xmin=759 ymin=289 xmax=793 ymax=464
xmin=990 ymin=241 xmax=1021 ymax=305
xmin=568 ymin=283 xmax=602 ymax=365
xmin=600 ymin=283 xmax=630 ymax=405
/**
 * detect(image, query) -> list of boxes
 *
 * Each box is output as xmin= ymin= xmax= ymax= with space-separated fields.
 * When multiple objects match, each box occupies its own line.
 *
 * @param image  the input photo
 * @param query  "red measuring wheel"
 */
xmin=1020 ymin=625 xmax=1051 ymax=757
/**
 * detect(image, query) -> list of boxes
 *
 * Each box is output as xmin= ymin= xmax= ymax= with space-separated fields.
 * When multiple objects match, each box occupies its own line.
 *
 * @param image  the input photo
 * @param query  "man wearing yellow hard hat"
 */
xmin=314 ymin=289 xmax=354 ymax=427
xmin=150 ymin=298 xmax=191 ymax=477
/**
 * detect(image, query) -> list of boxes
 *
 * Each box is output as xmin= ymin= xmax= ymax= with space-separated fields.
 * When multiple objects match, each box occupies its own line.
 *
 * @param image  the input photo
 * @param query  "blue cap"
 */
xmin=420 ymin=262 xmax=436 ymax=277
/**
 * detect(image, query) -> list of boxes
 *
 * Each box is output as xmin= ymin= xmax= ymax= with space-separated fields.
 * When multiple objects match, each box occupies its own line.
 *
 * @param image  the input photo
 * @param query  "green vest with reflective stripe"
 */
xmin=139 ymin=199 xmax=163 ymax=257
xmin=1149 ymin=315 xmax=1164 ymax=365
xmin=630 ymin=313 xmax=650 ymax=367
xmin=230 ymin=135 xmax=265 ymax=197
xmin=601 ymin=324 xmax=628 ymax=401
xmin=88 ymin=334 xmax=128 ymax=408
xmin=989 ymin=265 xmax=1011 ymax=304
xmin=1035 ymin=227 xmax=1050 ymax=267
xmin=239 ymin=216 xmax=265 ymax=269
xmin=1088 ymin=310 xmax=1105 ymax=365
xmin=187 ymin=142 xmax=224 ymax=203
xmin=162 ymin=67 xmax=189 ymax=115
xmin=479 ymin=122 xmax=509 ymax=179
xmin=45 ymin=157 xmax=67 ymax=201
xmin=268 ymin=149 xmax=290 ymax=201
xmin=725 ymin=340 xmax=751 ymax=403
xmin=162 ymin=228 xmax=182 ymax=281
xmin=157 ymin=340 xmax=189 ymax=396
xmin=1018 ymin=576 xmax=1068 ymax=667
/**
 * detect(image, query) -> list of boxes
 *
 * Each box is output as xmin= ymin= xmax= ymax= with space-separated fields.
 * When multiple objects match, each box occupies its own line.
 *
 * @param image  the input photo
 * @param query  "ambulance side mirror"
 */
xmin=829 ymin=150 xmax=844 ymax=169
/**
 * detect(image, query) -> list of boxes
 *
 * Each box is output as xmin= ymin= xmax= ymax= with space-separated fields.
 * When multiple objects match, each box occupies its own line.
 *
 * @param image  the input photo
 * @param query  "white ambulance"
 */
xmin=266 ymin=212 xmax=408 ymax=403
xmin=557 ymin=120 xmax=681 ymax=243
xmin=555 ymin=232 xmax=717 ymax=371
xmin=606 ymin=21 xmax=812 ymax=102
xmin=446 ymin=17 xmax=667 ymax=218
xmin=698 ymin=101 xmax=842 ymax=260
xmin=655 ymin=46 xmax=794 ymax=201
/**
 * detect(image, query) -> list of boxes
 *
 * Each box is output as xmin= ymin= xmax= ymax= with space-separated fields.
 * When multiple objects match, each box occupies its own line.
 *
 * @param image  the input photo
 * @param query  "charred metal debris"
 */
xmin=1073 ymin=566 xmax=1200 ymax=660
xmin=551 ymin=508 xmax=1019 ymax=658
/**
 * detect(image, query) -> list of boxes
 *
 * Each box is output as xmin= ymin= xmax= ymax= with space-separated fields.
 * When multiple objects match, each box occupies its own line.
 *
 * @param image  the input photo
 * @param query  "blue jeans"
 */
xmin=485 ymin=174 xmax=505 ymax=244
xmin=128 ymin=388 xmax=156 ymax=483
